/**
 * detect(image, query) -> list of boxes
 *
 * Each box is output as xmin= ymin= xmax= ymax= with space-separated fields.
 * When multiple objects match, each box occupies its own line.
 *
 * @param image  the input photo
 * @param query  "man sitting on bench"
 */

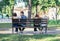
xmin=18 ymin=11 xmax=27 ymax=33
xmin=33 ymin=14 xmax=41 ymax=33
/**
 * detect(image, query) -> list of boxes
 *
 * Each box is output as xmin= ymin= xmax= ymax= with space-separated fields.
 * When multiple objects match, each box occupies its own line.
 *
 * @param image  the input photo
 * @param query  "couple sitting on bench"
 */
xmin=12 ymin=11 xmax=27 ymax=33
xmin=13 ymin=11 xmax=48 ymax=33
xmin=18 ymin=11 xmax=27 ymax=33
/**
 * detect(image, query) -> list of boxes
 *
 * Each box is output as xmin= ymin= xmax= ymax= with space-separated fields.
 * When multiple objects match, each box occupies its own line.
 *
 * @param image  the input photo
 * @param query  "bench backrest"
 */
xmin=12 ymin=18 xmax=48 ymax=27
xmin=40 ymin=18 xmax=48 ymax=27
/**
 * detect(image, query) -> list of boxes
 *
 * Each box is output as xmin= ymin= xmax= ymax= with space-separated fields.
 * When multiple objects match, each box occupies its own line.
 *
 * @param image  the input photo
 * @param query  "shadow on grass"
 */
xmin=0 ymin=34 xmax=18 ymax=41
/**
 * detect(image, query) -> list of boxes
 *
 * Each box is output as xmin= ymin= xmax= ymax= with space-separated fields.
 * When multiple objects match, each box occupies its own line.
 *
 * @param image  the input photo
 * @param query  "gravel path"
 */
xmin=0 ymin=28 xmax=60 ymax=35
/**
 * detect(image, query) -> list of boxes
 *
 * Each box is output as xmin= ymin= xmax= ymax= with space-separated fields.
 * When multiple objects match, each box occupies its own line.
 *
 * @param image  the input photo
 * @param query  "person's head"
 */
xmin=20 ymin=11 xmax=24 ymax=16
xmin=35 ymin=14 xmax=39 ymax=17
xmin=35 ymin=14 xmax=39 ymax=18
xmin=13 ymin=13 xmax=17 ymax=16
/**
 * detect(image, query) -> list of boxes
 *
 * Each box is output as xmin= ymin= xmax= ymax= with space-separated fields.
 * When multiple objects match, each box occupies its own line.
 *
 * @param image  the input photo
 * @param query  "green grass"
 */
xmin=48 ymin=20 xmax=60 ymax=25
xmin=0 ymin=23 xmax=12 ymax=28
xmin=0 ymin=34 xmax=60 ymax=41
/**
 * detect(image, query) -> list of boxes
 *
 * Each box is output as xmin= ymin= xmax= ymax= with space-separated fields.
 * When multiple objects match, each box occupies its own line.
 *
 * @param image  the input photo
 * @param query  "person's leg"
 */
xmin=15 ymin=28 xmax=18 ymax=32
xmin=34 ymin=25 xmax=37 ymax=31
xmin=22 ymin=27 xmax=25 ymax=31
xmin=19 ymin=27 xmax=24 ymax=33
xmin=19 ymin=27 xmax=25 ymax=33
xmin=38 ymin=27 xmax=43 ymax=33
xmin=21 ymin=24 xmax=26 ymax=31
xmin=34 ymin=27 xmax=37 ymax=31
xmin=38 ymin=27 xmax=40 ymax=30
xmin=38 ymin=27 xmax=43 ymax=31
xmin=38 ymin=25 xmax=43 ymax=31
xmin=19 ymin=27 xmax=22 ymax=31
xmin=34 ymin=27 xmax=37 ymax=34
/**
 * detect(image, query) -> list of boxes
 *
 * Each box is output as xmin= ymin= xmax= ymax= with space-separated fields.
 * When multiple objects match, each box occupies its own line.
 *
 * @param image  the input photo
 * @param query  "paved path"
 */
xmin=0 ymin=28 xmax=60 ymax=35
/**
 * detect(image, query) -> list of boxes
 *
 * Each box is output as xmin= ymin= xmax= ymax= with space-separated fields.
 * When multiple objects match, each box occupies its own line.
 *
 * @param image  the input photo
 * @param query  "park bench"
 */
xmin=12 ymin=18 xmax=48 ymax=34
xmin=40 ymin=18 xmax=48 ymax=33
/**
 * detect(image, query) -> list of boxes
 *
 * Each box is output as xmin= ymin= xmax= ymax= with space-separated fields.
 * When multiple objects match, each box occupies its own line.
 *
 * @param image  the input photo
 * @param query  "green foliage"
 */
xmin=58 ymin=9 xmax=60 ymax=14
xmin=0 ymin=0 xmax=14 ymax=16
xmin=55 ymin=0 xmax=60 ymax=6
xmin=9 ymin=0 xmax=14 ymax=4
xmin=32 ymin=0 xmax=38 ymax=6
xmin=48 ymin=20 xmax=57 ymax=25
xmin=0 ymin=0 xmax=60 ymax=16
xmin=41 ymin=6 xmax=47 ymax=10
xmin=48 ymin=20 xmax=60 ymax=25
xmin=3 ymin=0 xmax=10 ymax=5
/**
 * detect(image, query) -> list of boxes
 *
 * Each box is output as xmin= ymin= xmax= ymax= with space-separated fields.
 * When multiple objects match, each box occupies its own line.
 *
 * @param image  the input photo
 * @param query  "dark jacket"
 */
xmin=19 ymin=15 xmax=27 ymax=27
xmin=33 ymin=18 xmax=41 ymax=27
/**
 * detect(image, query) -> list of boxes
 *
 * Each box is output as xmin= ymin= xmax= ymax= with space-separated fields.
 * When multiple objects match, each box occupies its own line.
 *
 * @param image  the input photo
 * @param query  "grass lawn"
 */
xmin=0 ymin=23 xmax=12 ymax=28
xmin=0 ymin=34 xmax=60 ymax=41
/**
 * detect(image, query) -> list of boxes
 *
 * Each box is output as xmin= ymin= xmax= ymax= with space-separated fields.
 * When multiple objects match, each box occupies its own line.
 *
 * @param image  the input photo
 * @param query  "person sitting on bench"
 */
xmin=12 ymin=13 xmax=19 ymax=33
xmin=18 ymin=11 xmax=27 ymax=33
xmin=33 ymin=14 xmax=41 ymax=33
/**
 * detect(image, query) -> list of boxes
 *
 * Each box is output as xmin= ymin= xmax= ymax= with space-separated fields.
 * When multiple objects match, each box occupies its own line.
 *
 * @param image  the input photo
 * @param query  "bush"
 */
xmin=48 ymin=20 xmax=60 ymax=25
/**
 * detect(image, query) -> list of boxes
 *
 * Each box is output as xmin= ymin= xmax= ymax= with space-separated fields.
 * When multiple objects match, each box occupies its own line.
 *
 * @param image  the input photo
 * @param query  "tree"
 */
xmin=35 ymin=1 xmax=39 ymax=14
xmin=54 ymin=0 xmax=60 ymax=23
xmin=28 ymin=0 xmax=32 ymax=19
xmin=31 ymin=0 xmax=42 ymax=15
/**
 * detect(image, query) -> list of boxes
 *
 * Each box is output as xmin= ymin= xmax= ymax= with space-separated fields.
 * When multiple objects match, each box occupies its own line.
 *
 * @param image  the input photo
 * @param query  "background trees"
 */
xmin=0 ymin=0 xmax=60 ymax=17
xmin=0 ymin=0 xmax=14 ymax=17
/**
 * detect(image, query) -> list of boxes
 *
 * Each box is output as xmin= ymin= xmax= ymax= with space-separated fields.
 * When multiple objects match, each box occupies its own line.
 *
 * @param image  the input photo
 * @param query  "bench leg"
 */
xmin=12 ymin=27 xmax=14 ymax=34
xmin=45 ymin=27 xmax=47 ymax=34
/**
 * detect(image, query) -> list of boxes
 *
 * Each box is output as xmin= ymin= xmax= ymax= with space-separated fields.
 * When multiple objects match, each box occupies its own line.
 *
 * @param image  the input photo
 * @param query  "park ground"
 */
xmin=0 ymin=22 xmax=60 ymax=41
xmin=0 ymin=34 xmax=60 ymax=41
xmin=0 ymin=27 xmax=60 ymax=41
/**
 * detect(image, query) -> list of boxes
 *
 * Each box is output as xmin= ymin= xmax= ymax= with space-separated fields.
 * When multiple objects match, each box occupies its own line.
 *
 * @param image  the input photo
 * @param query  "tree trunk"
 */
xmin=36 ymin=4 xmax=38 ymax=14
xmin=28 ymin=0 xmax=31 ymax=19
xmin=55 ymin=6 xmax=58 ymax=20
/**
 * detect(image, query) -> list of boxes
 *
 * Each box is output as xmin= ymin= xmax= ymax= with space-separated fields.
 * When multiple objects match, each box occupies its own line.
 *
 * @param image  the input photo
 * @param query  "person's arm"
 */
xmin=12 ymin=16 xmax=18 ymax=19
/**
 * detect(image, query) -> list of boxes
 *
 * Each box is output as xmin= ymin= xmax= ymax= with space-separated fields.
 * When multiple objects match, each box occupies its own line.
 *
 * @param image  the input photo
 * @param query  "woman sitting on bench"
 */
xmin=33 ymin=14 xmax=41 ymax=33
